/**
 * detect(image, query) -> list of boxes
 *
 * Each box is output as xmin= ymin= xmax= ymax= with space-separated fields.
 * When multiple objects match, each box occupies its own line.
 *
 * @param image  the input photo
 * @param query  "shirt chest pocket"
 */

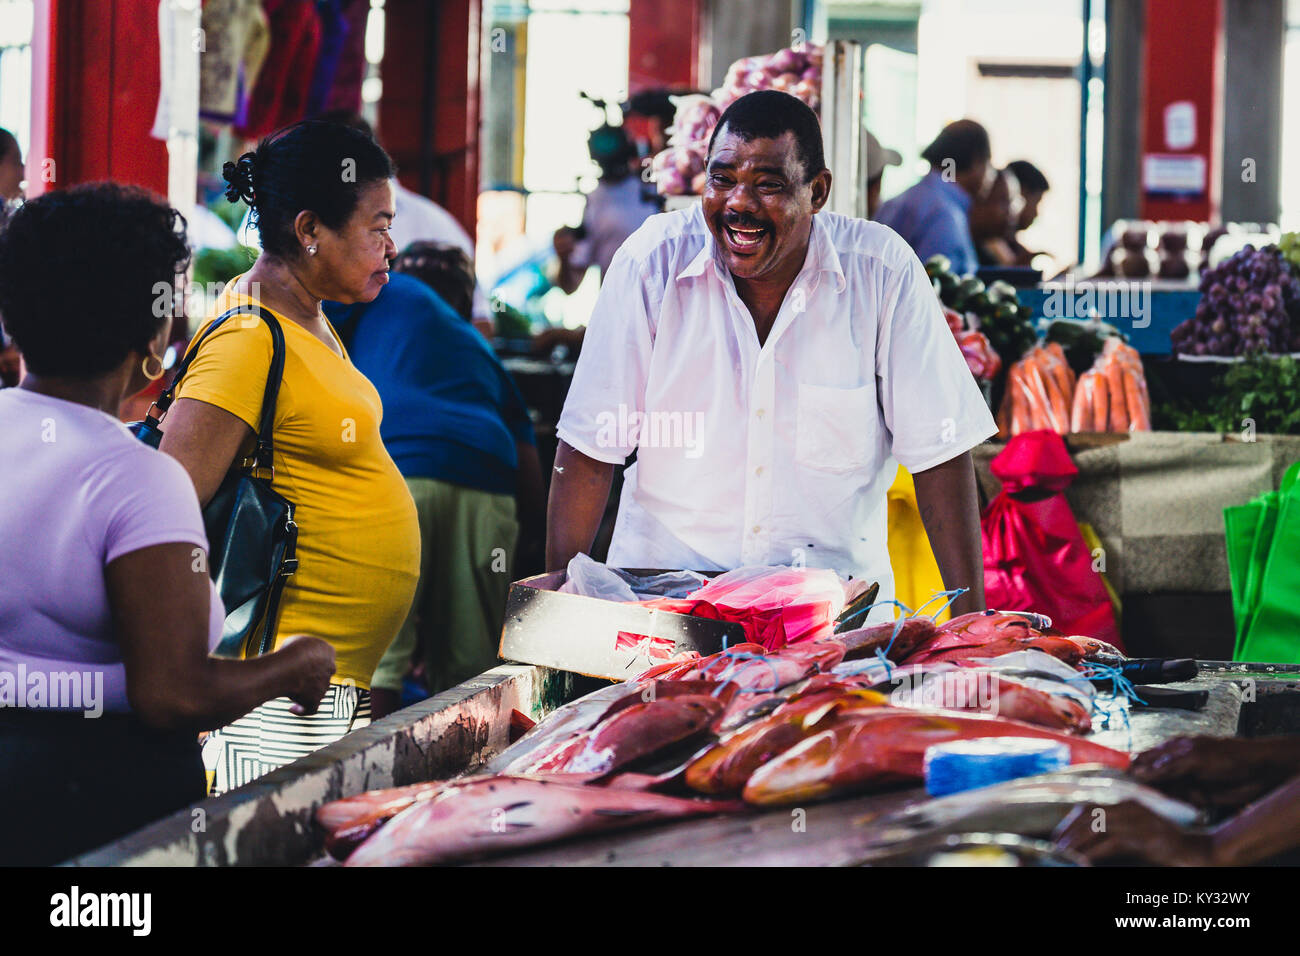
xmin=794 ymin=382 xmax=874 ymax=474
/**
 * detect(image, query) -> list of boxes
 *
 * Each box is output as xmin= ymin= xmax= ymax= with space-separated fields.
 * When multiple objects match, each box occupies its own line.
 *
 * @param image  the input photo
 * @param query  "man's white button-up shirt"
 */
xmin=557 ymin=203 xmax=997 ymax=620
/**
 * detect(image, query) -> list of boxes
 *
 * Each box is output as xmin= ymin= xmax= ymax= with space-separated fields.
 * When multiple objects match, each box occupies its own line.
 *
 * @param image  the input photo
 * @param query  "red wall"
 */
xmin=1139 ymin=0 xmax=1224 ymax=221
xmin=29 ymin=0 xmax=168 ymax=197
xmin=379 ymin=0 xmax=482 ymax=236
xmin=628 ymin=0 xmax=701 ymax=92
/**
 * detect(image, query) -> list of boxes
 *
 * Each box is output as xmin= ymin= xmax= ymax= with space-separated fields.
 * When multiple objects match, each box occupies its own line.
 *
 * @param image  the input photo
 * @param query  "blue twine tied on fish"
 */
xmin=854 ymin=588 xmax=969 ymax=682
xmin=710 ymin=648 xmax=784 ymax=695
xmin=914 ymin=587 xmax=969 ymax=622
xmin=1068 ymin=660 xmax=1146 ymax=753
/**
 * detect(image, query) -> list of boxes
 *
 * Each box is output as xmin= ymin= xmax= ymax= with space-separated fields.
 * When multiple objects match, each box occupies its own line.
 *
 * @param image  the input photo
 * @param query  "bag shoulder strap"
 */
xmin=147 ymin=305 xmax=287 ymax=470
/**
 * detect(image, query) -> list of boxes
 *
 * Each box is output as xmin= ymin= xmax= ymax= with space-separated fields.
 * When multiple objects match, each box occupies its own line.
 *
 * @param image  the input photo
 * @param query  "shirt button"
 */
xmin=755 ymin=466 xmax=764 ymax=476
xmin=755 ymin=409 xmax=766 ymax=419
xmin=752 ymin=525 xmax=761 ymax=534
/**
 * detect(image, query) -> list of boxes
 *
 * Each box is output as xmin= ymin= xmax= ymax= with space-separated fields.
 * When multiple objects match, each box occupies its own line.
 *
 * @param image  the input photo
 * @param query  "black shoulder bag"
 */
xmin=130 ymin=305 xmax=298 ymax=658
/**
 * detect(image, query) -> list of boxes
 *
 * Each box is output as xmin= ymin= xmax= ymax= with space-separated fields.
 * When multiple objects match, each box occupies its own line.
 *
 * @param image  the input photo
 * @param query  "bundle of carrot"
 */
xmin=997 ymin=343 xmax=1075 ymax=438
xmin=1070 ymin=338 xmax=1151 ymax=433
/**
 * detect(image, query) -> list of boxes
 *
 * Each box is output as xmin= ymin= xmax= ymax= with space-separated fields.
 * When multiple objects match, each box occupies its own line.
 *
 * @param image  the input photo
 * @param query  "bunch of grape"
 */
xmin=1171 ymin=244 xmax=1300 ymax=357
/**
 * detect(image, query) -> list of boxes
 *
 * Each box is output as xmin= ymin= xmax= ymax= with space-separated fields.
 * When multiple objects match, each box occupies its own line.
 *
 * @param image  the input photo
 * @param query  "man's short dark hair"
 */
xmin=707 ymin=90 xmax=826 ymax=184
xmin=920 ymin=120 xmax=991 ymax=173
xmin=0 ymin=183 xmax=190 ymax=377
xmin=0 ymin=127 xmax=17 ymax=161
xmin=1007 ymin=160 xmax=1049 ymax=195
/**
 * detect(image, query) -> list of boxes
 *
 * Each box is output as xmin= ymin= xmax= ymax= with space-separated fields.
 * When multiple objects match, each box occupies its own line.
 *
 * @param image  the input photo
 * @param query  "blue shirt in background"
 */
xmin=324 ymin=273 xmax=536 ymax=496
xmin=875 ymin=170 xmax=978 ymax=276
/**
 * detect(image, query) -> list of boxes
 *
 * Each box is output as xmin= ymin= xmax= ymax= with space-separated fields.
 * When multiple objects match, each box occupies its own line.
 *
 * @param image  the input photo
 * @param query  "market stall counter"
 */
xmin=69 ymin=652 xmax=1300 ymax=867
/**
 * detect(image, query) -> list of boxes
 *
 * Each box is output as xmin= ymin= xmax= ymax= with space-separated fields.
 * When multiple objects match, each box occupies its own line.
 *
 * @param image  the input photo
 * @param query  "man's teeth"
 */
xmin=728 ymin=225 xmax=765 ymax=247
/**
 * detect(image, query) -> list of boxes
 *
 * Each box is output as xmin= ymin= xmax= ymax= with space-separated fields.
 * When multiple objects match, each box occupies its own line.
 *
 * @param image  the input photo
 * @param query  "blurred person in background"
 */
xmin=553 ymin=123 xmax=662 ymax=295
xmin=324 ymin=262 xmax=545 ymax=717
xmin=969 ymin=166 xmax=1022 ymax=267
xmin=541 ymin=121 xmax=663 ymax=356
xmin=390 ymin=240 xmax=494 ymax=338
xmin=0 ymin=132 xmax=20 ymax=386
xmin=862 ymin=127 xmax=901 ymax=220
xmin=0 ymin=184 xmax=334 ymax=864
xmin=1005 ymin=159 xmax=1050 ymax=267
xmin=0 ymin=127 xmax=23 ymax=204
xmin=875 ymin=119 xmax=993 ymax=276
xmin=0 ymin=196 xmax=18 ymax=387
xmin=159 ymin=121 xmax=420 ymax=792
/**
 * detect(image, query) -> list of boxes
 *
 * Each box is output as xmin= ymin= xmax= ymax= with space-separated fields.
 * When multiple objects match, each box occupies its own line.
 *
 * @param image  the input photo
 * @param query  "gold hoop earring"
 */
xmin=142 ymin=353 xmax=165 ymax=381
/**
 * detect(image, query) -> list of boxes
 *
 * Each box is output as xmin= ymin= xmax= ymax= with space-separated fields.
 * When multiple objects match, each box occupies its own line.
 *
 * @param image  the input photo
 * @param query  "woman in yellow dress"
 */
xmin=159 ymin=121 xmax=420 ymax=792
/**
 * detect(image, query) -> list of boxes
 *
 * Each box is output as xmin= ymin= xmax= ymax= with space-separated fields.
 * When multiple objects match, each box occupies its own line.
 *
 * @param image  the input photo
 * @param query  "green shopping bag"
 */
xmin=1230 ymin=461 xmax=1300 ymax=663
xmin=1223 ymin=496 xmax=1267 ymax=655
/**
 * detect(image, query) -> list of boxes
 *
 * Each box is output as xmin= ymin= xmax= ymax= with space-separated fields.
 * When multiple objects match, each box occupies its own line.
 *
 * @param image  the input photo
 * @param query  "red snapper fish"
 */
xmin=490 ymin=679 xmax=734 ymax=774
xmin=344 ymin=776 xmax=740 ymax=866
xmin=742 ymin=710 xmax=1130 ymax=806
xmin=886 ymin=669 xmax=1093 ymax=734
xmin=821 ymin=616 xmax=940 ymax=662
xmin=516 ymin=694 xmax=723 ymax=775
xmin=684 ymin=687 xmax=889 ymax=795
xmin=317 ymin=781 xmax=448 ymax=834
xmin=903 ymin=634 xmax=1085 ymax=668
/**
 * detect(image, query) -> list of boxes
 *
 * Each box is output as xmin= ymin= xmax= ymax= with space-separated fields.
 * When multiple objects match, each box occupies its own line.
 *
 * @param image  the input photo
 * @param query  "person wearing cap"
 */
xmin=862 ymin=128 xmax=901 ymax=219
xmin=553 ymin=123 xmax=662 ymax=296
xmin=875 ymin=120 xmax=993 ymax=276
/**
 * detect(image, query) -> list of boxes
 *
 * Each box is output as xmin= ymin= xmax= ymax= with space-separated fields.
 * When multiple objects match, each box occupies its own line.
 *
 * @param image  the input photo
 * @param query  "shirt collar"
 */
xmin=676 ymin=209 xmax=847 ymax=295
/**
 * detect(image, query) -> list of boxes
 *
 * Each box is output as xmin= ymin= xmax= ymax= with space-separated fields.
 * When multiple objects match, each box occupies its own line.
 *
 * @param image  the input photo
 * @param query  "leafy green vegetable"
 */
xmin=192 ymin=245 xmax=259 ymax=288
xmin=1153 ymin=354 xmax=1300 ymax=434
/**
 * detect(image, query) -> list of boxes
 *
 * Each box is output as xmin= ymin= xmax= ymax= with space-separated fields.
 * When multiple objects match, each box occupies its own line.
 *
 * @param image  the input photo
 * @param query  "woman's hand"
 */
xmin=111 ymin=543 xmax=336 ymax=731
xmin=275 ymin=636 xmax=336 ymax=715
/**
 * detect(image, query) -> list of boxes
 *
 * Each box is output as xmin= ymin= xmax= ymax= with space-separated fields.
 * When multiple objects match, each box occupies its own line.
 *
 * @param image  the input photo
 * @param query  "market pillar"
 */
xmin=28 ymin=0 xmax=169 ymax=198
xmin=1137 ymin=0 xmax=1223 ymax=223
xmin=379 ymin=0 xmax=482 ymax=238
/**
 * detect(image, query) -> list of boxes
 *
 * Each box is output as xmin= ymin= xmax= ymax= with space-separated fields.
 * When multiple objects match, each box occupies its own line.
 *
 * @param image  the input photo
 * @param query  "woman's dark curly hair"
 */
xmin=223 ymin=120 xmax=394 ymax=258
xmin=0 ymin=183 xmax=190 ymax=378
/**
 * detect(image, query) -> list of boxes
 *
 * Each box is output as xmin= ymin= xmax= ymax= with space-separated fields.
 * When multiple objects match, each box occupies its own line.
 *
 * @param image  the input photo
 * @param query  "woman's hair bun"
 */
xmin=222 ymin=152 xmax=257 ymax=206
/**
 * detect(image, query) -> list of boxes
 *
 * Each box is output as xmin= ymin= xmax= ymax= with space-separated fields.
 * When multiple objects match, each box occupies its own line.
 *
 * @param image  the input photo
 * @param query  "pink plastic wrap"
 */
xmin=644 ymin=566 xmax=847 ymax=651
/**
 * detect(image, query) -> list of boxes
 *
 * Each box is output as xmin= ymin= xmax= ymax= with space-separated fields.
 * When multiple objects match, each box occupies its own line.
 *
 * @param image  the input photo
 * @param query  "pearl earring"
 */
xmin=307 ymin=244 xmax=318 ymax=256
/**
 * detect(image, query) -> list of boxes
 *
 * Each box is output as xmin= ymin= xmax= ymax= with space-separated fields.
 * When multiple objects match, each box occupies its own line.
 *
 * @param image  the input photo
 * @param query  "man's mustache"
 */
xmin=721 ymin=215 xmax=770 ymax=231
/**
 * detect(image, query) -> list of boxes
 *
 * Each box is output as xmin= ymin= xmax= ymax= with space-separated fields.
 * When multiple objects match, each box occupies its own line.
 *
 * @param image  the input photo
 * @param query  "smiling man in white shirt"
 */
xmin=547 ymin=91 xmax=996 ymax=620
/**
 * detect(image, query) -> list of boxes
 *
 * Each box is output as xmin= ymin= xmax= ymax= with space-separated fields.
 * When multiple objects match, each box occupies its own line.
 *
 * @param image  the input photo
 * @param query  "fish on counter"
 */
xmin=487 ymin=679 xmax=736 ymax=775
xmin=685 ymin=687 xmax=890 ymax=795
xmin=516 ymin=694 xmax=724 ymax=775
xmin=856 ymin=765 xmax=1202 ymax=849
xmin=742 ymin=711 xmax=1131 ymax=806
xmin=344 ymin=776 xmax=741 ymax=867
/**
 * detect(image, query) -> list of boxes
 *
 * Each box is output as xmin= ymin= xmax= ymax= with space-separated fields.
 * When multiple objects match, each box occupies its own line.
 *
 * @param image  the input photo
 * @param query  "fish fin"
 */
xmin=471 ymin=822 xmax=536 ymax=835
xmin=800 ymin=701 xmax=839 ymax=728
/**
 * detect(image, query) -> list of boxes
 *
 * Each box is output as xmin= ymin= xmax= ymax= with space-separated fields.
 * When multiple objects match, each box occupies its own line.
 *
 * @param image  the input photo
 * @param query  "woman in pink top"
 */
xmin=0 ymin=184 xmax=335 ymax=865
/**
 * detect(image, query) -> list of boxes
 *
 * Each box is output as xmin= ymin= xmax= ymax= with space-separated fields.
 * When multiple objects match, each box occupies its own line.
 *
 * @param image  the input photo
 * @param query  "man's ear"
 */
xmin=810 ymin=169 xmax=832 ymax=212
